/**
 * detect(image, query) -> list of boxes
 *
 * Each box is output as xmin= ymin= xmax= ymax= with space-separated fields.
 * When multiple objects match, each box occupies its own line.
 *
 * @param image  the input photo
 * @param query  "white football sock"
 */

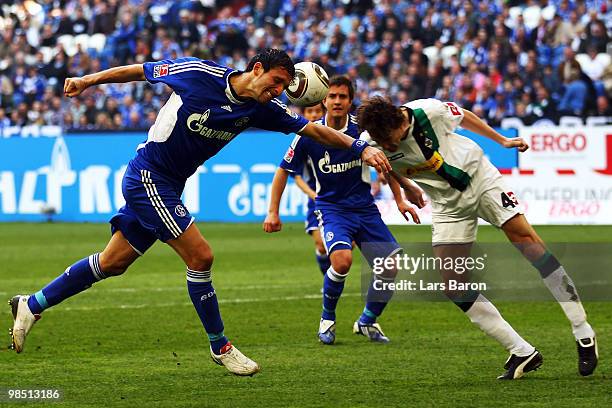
xmin=465 ymin=294 xmax=535 ymax=356
xmin=542 ymin=266 xmax=595 ymax=339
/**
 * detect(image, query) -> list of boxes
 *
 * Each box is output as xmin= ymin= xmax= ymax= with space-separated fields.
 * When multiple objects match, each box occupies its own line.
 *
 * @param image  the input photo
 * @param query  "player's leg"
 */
xmin=432 ymin=220 xmax=541 ymax=379
xmin=477 ymin=173 xmax=597 ymax=376
xmin=311 ymin=229 xmax=330 ymax=275
xmin=167 ymin=223 xmax=259 ymax=375
xmin=352 ymin=209 xmax=400 ymax=343
xmin=501 ymin=214 xmax=597 ymax=376
xmin=306 ymin=204 xmax=330 ymax=275
xmin=9 ymin=229 xmax=141 ymax=353
xmin=127 ymin=166 xmax=257 ymax=375
xmin=315 ymin=208 xmax=355 ymax=344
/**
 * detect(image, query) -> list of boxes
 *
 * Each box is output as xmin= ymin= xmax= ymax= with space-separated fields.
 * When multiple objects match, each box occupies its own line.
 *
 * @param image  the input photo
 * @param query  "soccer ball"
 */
xmin=285 ymin=62 xmax=330 ymax=107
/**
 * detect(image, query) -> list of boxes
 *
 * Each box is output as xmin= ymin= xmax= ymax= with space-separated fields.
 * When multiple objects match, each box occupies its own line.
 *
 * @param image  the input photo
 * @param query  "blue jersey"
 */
xmin=135 ymin=57 xmax=309 ymax=183
xmin=280 ymin=114 xmax=373 ymax=209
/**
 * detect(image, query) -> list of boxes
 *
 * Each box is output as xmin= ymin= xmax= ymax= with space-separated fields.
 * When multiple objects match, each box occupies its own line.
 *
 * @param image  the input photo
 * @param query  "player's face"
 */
xmin=253 ymin=63 xmax=292 ymax=103
xmin=379 ymin=114 xmax=410 ymax=152
xmin=303 ymin=104 xmax=324 ymax=121
xmin=323 ymin=85 xmax=352 ymax=119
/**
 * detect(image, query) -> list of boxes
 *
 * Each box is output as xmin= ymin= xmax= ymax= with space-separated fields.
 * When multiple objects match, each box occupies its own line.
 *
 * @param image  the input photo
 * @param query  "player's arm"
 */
xmin=64 ymin=64 xmax=145 ymax=97
xmin=389 ymin=172 xmax=425 ymax=208
xmin=294 ymin=174 xmax=316 ymax=200
xmin=388 ymin=172 xmax=422 ymax=224
xmin=459 ymin=108 xmax=529 ymax=152
xmin=263 ymin=168 xmax=290 ymax=233
xmin=299 ymin=122 xmax=392 ymax=174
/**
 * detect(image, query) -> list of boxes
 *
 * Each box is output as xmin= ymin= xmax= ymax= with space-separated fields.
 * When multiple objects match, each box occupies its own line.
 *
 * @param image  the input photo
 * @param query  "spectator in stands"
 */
xmin=110 ymin=10 xmax=137 ymax=65
xmin=0 ymin=0 xmax=609 ymax=131
xmin=581 ymin=10 xmax=609 ymax=53
xmin=91 ymin=2 xmax=117 ymax=35
xmin=595 ymin=96 xmax=612 ymax=117
xmin=580 ymin=45 xmax=608 ymax=83
xmin=72 ymin=8 xmax=89 ymax=36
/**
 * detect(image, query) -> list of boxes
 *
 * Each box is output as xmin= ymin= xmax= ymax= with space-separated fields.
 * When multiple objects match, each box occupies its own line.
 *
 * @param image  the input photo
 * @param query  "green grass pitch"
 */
xmin=0 ymin=223 xmax=610 ymax=407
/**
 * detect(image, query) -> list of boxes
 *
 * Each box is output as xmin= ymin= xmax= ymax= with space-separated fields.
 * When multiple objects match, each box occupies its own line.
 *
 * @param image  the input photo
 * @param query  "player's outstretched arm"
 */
xmin=294 ymin=174 xmax=316 ymax=200
xmin=459 ymin=108 xmax=529 ymax=152
xmin=263 ymin=168 xmax=290 ymax=233
xmin=64 ymin=64 xmax=146 ymax=98
xmin=299 ymin=122 xmax=392 ymax=174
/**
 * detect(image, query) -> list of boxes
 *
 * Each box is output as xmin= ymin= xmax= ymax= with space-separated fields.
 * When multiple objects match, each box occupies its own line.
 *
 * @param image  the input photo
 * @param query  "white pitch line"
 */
xmin=40 ymin=292 xmax=362 ymax=312
xmin=0 ymin=284 xmax=316 ymax=297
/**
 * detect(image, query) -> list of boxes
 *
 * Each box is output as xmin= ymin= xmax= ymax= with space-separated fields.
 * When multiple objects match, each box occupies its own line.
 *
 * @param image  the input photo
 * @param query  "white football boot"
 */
xmin=318 ymin=319 xmax=336 ymax=345
xmin=9 ymin=295 xmax=41 ymax=353
xmin=210 ymin=342 xmax=260 ymax=376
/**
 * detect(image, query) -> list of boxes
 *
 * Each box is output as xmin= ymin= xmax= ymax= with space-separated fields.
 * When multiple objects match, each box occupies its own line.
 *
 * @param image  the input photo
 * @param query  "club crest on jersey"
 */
xmin=153 ymin=64 xmax=169 ymax=78
xmin=284 ymin=147 xmax=295 ymax=163
xmin=234 ymin=117 xmax=250 ymax=127
xmin=175 ymin=205 xmax=187 ymax=217
xmin=325 ymin=231 xmax=334 ymax=242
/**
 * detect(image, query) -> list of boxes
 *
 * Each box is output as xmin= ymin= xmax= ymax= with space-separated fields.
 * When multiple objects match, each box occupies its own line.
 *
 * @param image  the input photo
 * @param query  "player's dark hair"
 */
xmin=328 ymin=75 xmax=354 ymax=100
xmin=245 ymin=48 xmax=295 ymax=78
xmin=356 ymin=96 xmax=405 ymax=142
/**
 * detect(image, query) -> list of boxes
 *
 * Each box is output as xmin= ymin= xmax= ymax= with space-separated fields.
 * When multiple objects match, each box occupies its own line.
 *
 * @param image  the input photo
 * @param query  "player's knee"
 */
xmin=99 ymin=254 xmax=133 ymax=276
xmin=331 ymin=251 xmax=352 ymax=274
xmin=188 ymin=250 xmax=214 ymax=271
xmin=315 ymin=242 xmax=326 ymax=256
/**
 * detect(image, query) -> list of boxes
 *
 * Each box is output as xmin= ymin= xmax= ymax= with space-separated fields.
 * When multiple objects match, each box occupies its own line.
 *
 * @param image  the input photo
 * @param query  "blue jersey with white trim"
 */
xmin=279 ymin=114 xmax=373 ymax=209
xmin=135 ymin=57 xmax=309 ymax=183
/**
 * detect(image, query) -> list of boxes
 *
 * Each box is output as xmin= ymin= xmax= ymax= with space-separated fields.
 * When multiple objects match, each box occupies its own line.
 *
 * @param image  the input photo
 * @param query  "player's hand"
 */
xmin=503 ymin=137 xmax=529 ymax=152
xmin=402 ymin=184 xmax=426 ymax=209
xmin=361 ymin=146 xmax=392 ymax=174
xmin=263 ymin=213 xmax=282 ymax=233
xmin=397 ymin=201 xmax=421 ymax=224
xmin=64 ymin=77 xmax=88 ymax=98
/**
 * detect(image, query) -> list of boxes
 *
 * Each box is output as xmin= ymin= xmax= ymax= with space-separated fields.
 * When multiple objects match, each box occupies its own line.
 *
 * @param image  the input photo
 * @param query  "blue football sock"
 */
xmin=27 ymin=253 xmax=107 ymax=315
xmin=186 ymin=269 xmax=228 ymax=354
xmin=322 ymin=266 xmax=347 ymax=321
xmin=360 ymin=277 xmax=395 ymax=324
xmin=315 ymin=249 xmax=331 ymax=276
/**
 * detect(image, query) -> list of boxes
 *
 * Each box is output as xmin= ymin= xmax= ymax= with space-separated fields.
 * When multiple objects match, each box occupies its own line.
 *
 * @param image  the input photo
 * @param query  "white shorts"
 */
xmin=431 ymin=159 xmax=522 ymax=244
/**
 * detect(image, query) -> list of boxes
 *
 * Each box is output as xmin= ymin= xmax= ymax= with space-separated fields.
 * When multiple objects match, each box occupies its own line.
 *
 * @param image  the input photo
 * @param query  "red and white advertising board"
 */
xmin=378 ymin=126 xmax=612 ymax=225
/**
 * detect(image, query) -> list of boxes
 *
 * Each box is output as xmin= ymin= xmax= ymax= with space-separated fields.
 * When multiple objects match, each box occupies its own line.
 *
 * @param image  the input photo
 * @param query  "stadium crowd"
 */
xmin=0 ymin=0 xmax=610 ymax=132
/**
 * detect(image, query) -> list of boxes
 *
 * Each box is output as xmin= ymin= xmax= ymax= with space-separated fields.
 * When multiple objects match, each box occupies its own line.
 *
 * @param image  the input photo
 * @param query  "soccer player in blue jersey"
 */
xmin=263 ymin=76 xmax=419 ymax=344
xmin=8 ymin=49 xmax=392 ymax=376
xmin=292 ymin=103 xmax=330 ymax=276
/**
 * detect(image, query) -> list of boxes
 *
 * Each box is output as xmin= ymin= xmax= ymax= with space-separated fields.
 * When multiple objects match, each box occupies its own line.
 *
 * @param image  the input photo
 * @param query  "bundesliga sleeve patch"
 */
xmin=284 ymin=147 xmax=295 ymax=163
xmin=153 ymin=64 xmax=169 ymax=78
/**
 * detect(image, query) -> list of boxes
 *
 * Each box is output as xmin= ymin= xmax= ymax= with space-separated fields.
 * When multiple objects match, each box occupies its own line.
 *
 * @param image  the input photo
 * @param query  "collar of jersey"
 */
xmin=400 ymin=106 xmax=415 ymax=140
xmin=225 ymin=71 xmax=248 ymax=105
xmin=322 ymin=114 xmax=349 ymax=133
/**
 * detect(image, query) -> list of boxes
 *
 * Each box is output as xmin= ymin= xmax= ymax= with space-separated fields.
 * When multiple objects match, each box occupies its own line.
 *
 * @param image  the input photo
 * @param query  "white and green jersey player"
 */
xmin=360 ymin=97 xmax=523 ymax=243
xmin=357 ymin=97 xmax=598 ymax=380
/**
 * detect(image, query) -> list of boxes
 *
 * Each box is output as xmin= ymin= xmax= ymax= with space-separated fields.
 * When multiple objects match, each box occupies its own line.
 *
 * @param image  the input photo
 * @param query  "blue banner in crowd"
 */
xmin=0 ymin=128 xmax=517 ymax=222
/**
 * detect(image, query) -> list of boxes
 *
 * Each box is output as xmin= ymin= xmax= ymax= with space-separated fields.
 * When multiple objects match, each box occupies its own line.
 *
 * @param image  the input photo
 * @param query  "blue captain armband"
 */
xmin=350 ymin=139 xmax=368 ymax=157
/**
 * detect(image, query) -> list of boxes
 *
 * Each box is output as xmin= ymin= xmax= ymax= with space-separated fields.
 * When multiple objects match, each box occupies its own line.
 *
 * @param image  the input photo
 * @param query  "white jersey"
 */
xmin=360 ymin=98 xmax=486 ymax=204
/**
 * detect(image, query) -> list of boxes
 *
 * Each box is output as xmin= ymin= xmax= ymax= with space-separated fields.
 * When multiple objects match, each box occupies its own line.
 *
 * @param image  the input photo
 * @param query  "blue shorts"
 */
xmin=314 ymin=204 xmax=401 ymax=265
xmin=304 ymin=198 xmax=318 ymax=234
xmin=109 ymin=162 xmax=194 ymax=254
